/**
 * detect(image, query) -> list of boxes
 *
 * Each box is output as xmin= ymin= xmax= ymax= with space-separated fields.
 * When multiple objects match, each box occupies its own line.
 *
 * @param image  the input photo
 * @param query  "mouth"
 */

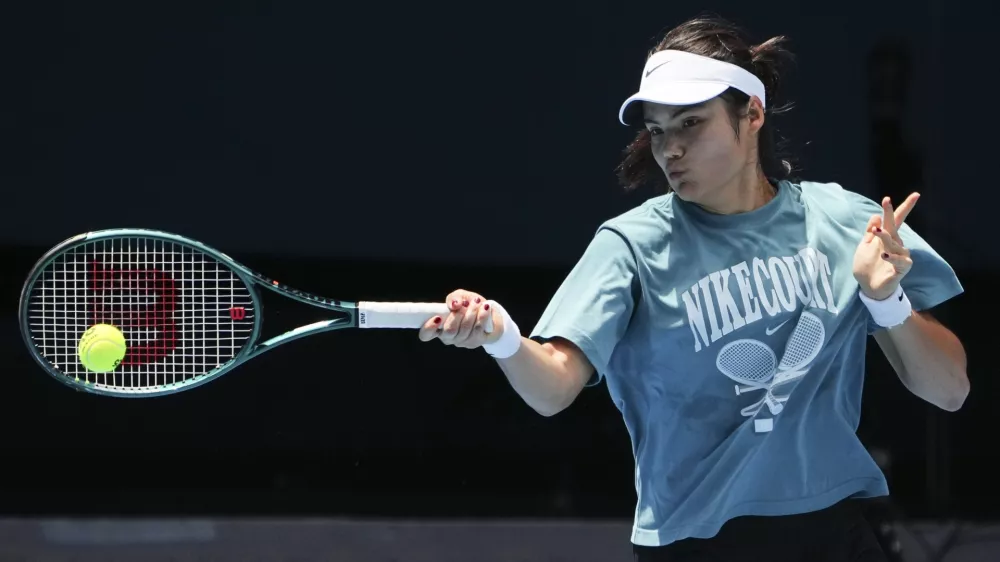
xmin=667 ymin=170 xmax=686 ymax=181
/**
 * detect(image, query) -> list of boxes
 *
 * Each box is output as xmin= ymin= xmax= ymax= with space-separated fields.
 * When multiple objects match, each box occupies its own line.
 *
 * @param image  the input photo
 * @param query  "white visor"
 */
xmin=618 ymin=50 xmax=767 ymax=125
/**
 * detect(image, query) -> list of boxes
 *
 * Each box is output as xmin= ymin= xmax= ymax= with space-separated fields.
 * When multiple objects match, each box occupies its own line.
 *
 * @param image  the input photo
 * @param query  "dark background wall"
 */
xmin=2 ymin=0 xmax=997 ymax=523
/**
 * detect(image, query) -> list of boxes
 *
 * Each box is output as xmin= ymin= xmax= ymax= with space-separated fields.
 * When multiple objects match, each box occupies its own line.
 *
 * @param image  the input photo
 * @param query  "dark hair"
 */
xmin=616 ymin=16 xmax=796 ymax=193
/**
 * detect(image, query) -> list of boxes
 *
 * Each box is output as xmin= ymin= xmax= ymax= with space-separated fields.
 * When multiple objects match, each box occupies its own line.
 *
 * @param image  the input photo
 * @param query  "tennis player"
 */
xmin=418 ymin=16 xmax=968 ymax=561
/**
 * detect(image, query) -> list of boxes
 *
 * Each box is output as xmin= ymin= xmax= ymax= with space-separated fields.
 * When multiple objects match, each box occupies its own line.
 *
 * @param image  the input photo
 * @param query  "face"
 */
xmin=643 ymin=96 xmax=764 ymax=210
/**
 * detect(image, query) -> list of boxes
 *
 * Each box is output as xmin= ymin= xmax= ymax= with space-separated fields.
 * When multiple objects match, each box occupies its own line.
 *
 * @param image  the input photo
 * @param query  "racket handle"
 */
xmin=765 ymin=394 xmax=784 ymax=415
xmin=357 ymin=301 xmax=495 ymax=333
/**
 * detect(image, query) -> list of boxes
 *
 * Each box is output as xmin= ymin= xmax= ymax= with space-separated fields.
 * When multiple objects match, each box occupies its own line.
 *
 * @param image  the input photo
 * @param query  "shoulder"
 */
xmin=792 ymin=179 xmax=880 ymax=227
xmin=599 ymin=193 xmax=677 ymax=244
xmin=796 ymin=179 xmax=875 ymax=206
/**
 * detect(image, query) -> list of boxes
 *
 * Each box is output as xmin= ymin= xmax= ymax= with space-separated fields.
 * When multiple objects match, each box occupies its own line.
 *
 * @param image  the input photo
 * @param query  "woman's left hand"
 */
xmin=852 ymin=192 xmax=920 ymax=300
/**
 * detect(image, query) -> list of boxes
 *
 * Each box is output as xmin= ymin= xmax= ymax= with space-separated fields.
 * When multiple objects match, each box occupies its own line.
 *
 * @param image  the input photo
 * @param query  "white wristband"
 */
xmin=481 ymin=300 xmax=522 ymax=359
xmin=858 ymin=285 xmax=912 ymax=328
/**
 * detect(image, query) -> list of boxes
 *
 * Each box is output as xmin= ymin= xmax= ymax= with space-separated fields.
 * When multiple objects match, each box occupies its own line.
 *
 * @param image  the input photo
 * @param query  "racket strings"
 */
xmin=717 ymin=340 xmax=775 ymax=384
xmin=26 ymin=237 xmax=255 ymax=393
xmin=777 ymin=314 xmax=825 ymax=371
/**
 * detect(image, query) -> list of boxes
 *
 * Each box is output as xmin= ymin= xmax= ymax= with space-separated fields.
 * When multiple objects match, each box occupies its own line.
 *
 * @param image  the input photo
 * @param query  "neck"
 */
xmin=697 ymin=168 xmax=775 ymax=215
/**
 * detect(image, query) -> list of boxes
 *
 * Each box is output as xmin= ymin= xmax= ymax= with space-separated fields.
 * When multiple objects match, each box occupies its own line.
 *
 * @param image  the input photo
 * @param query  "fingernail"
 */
xmin=462 ymin=300 xmax=469 ymax=307
xmin=475 ymin=297 xmax=481 ymax=303
xmin=875 ymin=227 xmax=882 ymax=233
xmin=434 ymin=317 xmax=441 ymax=324
xmin=484 ymin=304 xmax=490 ymax=311
xmin=451 ymin=300 xmax=458 ymax=308
xmin=882 ymin=253 xmax=889 ymax=259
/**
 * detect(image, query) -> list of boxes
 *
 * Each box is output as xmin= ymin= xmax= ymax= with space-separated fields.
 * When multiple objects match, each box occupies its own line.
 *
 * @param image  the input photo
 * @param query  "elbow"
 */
xmin=534 ymin=406 xmax=563 ymax=417
xmin=527 ymin=343 xmax=589 ymax=417
xmin=530 ymin=382 xmax=584 ymax=417
xmin=940 ymin=372 xmax=970 ymax=412
xmin=531 ymin=393 xmax=577 ymax=417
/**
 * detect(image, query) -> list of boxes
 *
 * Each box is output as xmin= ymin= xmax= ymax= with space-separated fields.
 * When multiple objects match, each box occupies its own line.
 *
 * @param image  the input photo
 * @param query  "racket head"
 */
xmin=18 ymin=229 xmax=264 ymax=397
xmin=715 ymin=339 xmax=776 ymax=387
xmin=777 ymin=311 xmax=826 ymax=371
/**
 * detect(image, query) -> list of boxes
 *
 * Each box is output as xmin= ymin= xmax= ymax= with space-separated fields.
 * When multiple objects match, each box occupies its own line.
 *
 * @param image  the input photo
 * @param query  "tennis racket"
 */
xmin=18 ymin=229 xmax=491 ymax=398
xmin=734 ymin=311 xmax=827 ymax=409
xmin=715 ymin=339 xmax=782 ymax=416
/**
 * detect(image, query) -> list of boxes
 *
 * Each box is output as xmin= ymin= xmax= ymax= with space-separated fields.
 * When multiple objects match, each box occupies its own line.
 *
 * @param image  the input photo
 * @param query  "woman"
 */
xmin=417 ymin=16 xmax=968 ymax=562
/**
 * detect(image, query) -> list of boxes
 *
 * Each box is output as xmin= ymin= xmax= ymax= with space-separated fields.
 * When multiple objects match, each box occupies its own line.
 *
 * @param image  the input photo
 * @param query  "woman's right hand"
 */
xmin=418 ymin=289 xmax=502 ymax=349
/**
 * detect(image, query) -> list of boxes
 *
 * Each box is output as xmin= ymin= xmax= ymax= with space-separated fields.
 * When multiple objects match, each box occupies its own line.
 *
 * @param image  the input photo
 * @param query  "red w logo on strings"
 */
xmin=88 ymin=260 xmax=179 ymax=366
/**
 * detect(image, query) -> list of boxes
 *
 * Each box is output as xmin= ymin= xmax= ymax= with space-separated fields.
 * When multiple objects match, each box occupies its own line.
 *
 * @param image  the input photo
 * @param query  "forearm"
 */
xmin=876 ymin=312 xmax=969 ymax=411
xmin=495 ymin=337 xmax=589 ymax=417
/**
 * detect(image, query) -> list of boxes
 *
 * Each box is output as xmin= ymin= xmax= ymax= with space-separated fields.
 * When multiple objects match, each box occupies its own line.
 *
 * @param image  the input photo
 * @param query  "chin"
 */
xmin=669 ymin=179 xmax=698 ymax=199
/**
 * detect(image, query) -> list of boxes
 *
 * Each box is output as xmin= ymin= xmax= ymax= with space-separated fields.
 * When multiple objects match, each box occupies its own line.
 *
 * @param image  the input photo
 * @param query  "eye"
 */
xmin=682 ymin=118 xmax=701 ymax=128
xmin=647 ymin=127 xmax=664 ymax=136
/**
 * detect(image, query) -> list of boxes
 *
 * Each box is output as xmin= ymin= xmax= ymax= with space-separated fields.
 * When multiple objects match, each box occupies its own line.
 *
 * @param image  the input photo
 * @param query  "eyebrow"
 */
xmin=643 ymin=102 xmax=708 ymax=124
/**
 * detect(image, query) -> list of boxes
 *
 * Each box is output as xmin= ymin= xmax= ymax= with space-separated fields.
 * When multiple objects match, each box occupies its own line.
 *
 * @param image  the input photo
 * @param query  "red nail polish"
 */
xmin=475 ymin=297 xmax=481 ymax=303
xmin=462 ymin=300 xmax=470 ymax=307
xmin=882 ymin=253 xmax=889 ymax=259
xmin=434 ymin=317 xmax=441 ymax=324
xmin=875 ymin=227 xmax=882 ymax=233
xmin=484 ymin=304 xmax=490 ymax=311
xmin=451 ymin=300 xmax=458 ymax=308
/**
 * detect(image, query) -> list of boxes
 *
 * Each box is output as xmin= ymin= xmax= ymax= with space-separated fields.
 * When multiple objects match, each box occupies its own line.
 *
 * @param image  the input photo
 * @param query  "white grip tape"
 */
xmin=357 ymin=302 xmax=448 ymax=329
xmin=357 ymin=301 xmax=495 ymax=332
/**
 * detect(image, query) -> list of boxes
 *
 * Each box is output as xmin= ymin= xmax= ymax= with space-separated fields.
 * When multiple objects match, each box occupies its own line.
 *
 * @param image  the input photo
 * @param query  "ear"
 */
xmin=746 ymin=96 xmax=766 ymax=135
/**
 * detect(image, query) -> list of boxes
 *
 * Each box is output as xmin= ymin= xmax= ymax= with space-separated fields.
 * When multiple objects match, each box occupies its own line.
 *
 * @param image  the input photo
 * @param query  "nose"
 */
xmin=660 ymin=135 xmax=683 ymax=161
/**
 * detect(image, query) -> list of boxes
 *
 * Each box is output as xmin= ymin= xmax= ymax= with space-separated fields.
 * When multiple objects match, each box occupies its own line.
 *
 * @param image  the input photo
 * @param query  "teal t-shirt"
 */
xmin=529 ymin=180 xmax=963 ymax=547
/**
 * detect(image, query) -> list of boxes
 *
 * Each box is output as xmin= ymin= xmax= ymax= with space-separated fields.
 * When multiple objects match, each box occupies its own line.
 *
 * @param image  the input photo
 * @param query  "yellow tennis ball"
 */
xmin=78 ymin=324 xmax=127 ymax=373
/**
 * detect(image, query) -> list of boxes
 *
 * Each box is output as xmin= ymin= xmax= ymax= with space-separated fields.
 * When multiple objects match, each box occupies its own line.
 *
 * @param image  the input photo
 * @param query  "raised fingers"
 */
xmin=881 ymin=197 xmax=899 ymax=238
xmin=895 ymin=192 xmax=920 ymax=227
xmin=881 ymin=251 xmax=913 ymax=274
xmin=881 ymin=193 xmax=920 ymax=238
xmin=863 ymin=214 xmax=882 ymax=243
xmin=873 ymin=227 xmax=908 ymax=255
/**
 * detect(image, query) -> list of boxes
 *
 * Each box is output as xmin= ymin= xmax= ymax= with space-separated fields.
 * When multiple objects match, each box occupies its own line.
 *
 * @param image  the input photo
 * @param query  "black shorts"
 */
xmin=632 ymin=499 xmax=888 ymax=562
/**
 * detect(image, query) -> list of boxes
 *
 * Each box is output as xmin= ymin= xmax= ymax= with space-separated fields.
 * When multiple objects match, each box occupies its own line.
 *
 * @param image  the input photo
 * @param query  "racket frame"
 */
xmin=715 ymin=339 xmax=784 ymax=415
xmin=19 ymin=229 xmax=369 ymax=398
xmin=738 ymin=311 xmax=828 ymax=414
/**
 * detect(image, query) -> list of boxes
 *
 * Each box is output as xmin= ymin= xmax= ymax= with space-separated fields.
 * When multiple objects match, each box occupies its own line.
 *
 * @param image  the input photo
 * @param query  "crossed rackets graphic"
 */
xmin=715 ymin=311 xmax=826 ymax=417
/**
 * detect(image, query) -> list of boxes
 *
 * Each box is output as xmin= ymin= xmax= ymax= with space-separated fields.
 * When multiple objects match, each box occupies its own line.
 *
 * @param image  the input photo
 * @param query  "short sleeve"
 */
xmin=850 ymin=194 xmax=964 ymax=332
xmin=529 ymin=226 xmax=639 ymax=386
